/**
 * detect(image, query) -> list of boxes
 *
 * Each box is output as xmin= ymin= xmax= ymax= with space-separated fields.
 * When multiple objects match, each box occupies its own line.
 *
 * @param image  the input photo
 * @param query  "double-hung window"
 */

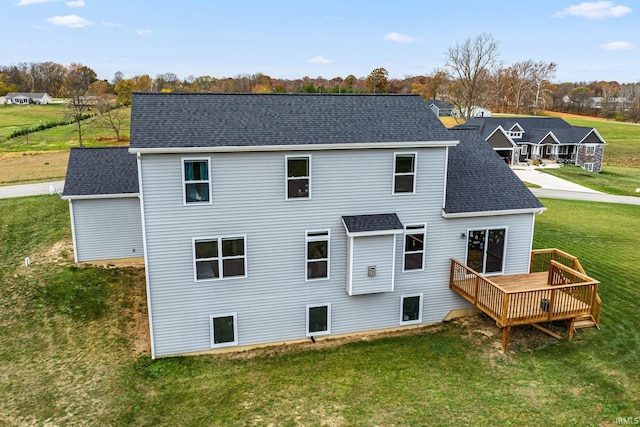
xmin=183 ymin=158 xmax=211 ymax=204
xmin=585 ymin=146 xmax=596 ymax=155
xmin=194 ymin=236 xmax=247 ymax=281
xmin=400 ymin=294 xmax=423 ymax=324
xmin=209 ymin=313 xmax=238 ymax=348
xmin=403 ymin=224 xmax=426 ymax=271
xmin=286 ymin=155 xmax=310 ymax=199
xmin=306 ymin=230 xmax=329 ymax=280
xmin=306 ymin=303 xmax=331 ymax=336
xmin=466 ymin=228 xmax=506 ymax=274
xmin=393 ymin=153 xmax=416 ymax=194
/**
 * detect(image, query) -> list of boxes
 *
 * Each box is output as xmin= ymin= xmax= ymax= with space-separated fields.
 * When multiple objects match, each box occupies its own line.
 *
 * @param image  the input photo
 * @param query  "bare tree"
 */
xmin=64 ymin=63 xmax=97 ymax=147
xmin=93 ymin=94 xmax=127 ymax=141
xmin=531 ymin=61 xmax=557 ymax=113
xmin=445 ymin=33 xmax=500 ymax=120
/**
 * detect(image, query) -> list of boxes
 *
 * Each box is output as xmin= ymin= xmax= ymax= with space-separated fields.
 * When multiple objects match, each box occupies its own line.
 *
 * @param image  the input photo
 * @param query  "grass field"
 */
xmin=1 ymin=195 xmax=638 ymax=425
xmin=0 ymin=151 xmax=69 ymax=185
xmin=0 ymin=103 xmax=68 ymax=140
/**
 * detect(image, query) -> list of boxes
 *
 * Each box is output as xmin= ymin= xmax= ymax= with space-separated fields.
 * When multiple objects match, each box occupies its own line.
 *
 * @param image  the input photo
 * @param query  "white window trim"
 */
xmin=285 ymin=154 xmax=312 ymax=200
xmin=306 ymin=303 xmax=331 ymax=337
xmin=402 ymin=224 xmax=426 ymax=272
xmin=584 ymin=163 xmax=594 ymax=172
xmin=520 ymin=145 xmax=528 ymax=155
xmin=392 ymin=152 xmax=417 ymax=195
xmin=209 ymin=313 xmax=238 ymax=348
xmin=193 ymin=235 xmax=248 ymax=282
xmin=305 ymin=230 xmax=330 ymax=281
xmin=585 ymin=146 xmax=596 ymax=155
xmin=465 ymin=227 xmax=508 ymax=276
xmin=558 ymin=145 xmax=569 ymax=155
xmin=182 ymin=157 xmax=212 ymax=206
xmin=399 ymin=293 xmax=423 ymax=325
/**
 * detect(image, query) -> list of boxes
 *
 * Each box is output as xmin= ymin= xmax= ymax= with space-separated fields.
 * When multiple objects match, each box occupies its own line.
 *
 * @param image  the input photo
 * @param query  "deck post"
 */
xmin=567 ymin=317 xmax=576 ymax=339
xmin=501 ymin=326 xmax=511 ymax=353
xmin=473 ymin=275 xmax=479 ymax=305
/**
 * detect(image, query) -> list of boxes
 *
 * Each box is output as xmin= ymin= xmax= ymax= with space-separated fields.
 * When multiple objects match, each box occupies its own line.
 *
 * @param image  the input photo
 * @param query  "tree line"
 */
xmin=2 ymin=33 xmax=640 ymax=122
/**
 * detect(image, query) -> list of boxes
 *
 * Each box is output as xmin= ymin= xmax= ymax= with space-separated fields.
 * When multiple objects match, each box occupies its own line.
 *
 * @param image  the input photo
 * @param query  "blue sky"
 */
xmin=6 ymin=0 xmax=639 ymax=83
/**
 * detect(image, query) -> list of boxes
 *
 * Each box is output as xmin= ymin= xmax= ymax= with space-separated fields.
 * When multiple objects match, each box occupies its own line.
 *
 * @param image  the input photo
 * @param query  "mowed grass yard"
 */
xmin=1 ymin=195 xmax=638 ymax=426
xmin=0 ymin=104 xmax=130 ymax=185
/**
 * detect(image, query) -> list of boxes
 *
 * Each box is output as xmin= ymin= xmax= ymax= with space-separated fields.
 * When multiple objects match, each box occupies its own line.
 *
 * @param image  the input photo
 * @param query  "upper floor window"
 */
xmin=286 ymin=155 xmax=310 ymax=199
xmin=194 ymin=236 xmax=246 ymax=281
xmin=393 ymin=153 xmax=416 ymax=194
xmin=403 ymin=224 xmax=426 ymax=271
xmin=585 ymin=146 xmax=596 ymax=155
xmin=183 ymin=158 xmax=211 ymax=204
xmin=306 ymin=230 xmax=330 ymax=280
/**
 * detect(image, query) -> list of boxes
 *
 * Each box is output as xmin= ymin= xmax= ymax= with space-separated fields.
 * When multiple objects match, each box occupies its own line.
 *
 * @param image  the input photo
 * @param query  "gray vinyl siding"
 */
xmin=71 ymin=198 xmax=143 ymax=262
xmin=349 ymin=235 xmax=396 ymax=295
xmin=139 ymin=148 xmax=536 ymax=357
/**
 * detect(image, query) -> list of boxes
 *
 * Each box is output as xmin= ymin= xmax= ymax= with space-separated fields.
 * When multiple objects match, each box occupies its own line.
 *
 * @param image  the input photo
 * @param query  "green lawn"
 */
xmin=0 ymin=103 xmax=130 ymax=152
xmin=0 ymin=103 xmax=68 ymax=140
xmin=541 ymin=164 xmax=640 ymax=196
xmin=1 ymin=196 xmax=639 ymax=425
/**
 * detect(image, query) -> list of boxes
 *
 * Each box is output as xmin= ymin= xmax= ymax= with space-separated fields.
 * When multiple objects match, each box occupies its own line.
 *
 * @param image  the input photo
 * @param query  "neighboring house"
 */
xmin=454 ymin=106 xmax=492 ymax=119
xmin=425 ymin=99 xmax=454 ymax=117
xmin=63 ymin=93 xmax=545 ymax=359
xmin=5 ymin=92 xmax=53 ymax=104
xmin=63 ymin=147 xmax=143 ymax=262
xmin=456 ymin=117 xmax=606 ymax=172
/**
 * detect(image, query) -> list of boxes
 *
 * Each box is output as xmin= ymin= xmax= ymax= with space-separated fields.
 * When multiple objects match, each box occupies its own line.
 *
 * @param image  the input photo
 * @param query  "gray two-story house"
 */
xmin=63 ymin=93 xmax=544 ymax=358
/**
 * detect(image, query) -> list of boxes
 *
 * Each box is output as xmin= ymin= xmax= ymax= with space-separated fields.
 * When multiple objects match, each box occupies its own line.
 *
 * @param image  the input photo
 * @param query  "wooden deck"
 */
xmin=449 ymin=249 xmax=601 ymax=352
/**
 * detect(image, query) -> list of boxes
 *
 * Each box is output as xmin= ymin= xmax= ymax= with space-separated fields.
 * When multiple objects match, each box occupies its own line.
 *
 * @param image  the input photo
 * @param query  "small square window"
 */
xmin=585 ymin=146 xmax=596 ymax=155
xmin=286 ymin=156 xmax=310 ymax=199
xmin=210 ymin=313 xmax=238 ymax=347
xmin=394 ymin=153 xmax=416 ymax=194
xmin=307 ymin=303 xmax=331 ymax=336
xmin=400 ymin=294 xmax=422 ymax=324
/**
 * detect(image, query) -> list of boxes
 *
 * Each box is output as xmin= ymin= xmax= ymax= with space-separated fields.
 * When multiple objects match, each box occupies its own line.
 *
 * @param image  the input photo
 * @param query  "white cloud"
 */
xmin=66 ymin=0 xmax=85 ymax=7
xmin=102 ymin=21 xmax=121 ymax=27
xmin=553 ymin=1 xmax=631 ymax=19
xmin=384 ymin=32 xmax=415 ymax=43
xmin=47 ymin=14 xmax=94 ymax=28
xmin=601 ymin=40 xmax=635 ymax=50
xmin=135 ymin=29 xmax=151 ymax=36
xmin=17 ymin=0 xmax=54 ymax=5
xmin=308 ymin=56 xmax=334 ymax=64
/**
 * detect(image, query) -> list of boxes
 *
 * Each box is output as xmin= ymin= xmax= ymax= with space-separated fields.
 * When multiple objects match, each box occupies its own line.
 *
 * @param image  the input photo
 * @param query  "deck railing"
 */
xmin=530 ymin=248 xmax=585 ymax=274
xmin=450 ymin=257 xmax=599 ymax=327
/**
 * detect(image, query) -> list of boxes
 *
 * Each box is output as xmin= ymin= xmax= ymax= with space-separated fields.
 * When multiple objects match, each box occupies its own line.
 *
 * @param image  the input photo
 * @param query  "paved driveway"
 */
xmin=0 ymin=181 xmax=65 ymax=199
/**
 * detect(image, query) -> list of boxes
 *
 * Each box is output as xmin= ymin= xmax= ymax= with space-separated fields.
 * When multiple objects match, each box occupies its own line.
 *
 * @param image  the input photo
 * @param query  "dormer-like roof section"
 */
xmin=63 ymin=147 xmax=139 ymax=198
xmin=130 ymin=93 xmax=455 ymax=151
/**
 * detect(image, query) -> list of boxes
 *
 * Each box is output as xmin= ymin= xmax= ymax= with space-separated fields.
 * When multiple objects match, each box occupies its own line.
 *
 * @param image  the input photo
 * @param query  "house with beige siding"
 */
xmin=64 ymin=93 xmax=545 ymax=358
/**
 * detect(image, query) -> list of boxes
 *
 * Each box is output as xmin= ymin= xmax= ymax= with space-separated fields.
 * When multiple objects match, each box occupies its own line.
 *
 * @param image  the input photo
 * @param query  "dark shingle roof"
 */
xmin=425 ymin=99 xmax=454 ymax=110
xmin=444 ymin=130 xmax=543 ymax=214
xmin=457 ymin=117 xmax=602 ymax=145
xmin=63 ymin=147 xmax=138 ymax=197
xmin=130 ymin=93 xmax=452 ymax=149
xmin=342 ymin=213 xmax=403 ymax=234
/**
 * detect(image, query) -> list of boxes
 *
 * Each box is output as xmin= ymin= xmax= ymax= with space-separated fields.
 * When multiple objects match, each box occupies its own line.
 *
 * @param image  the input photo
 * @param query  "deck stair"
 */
xmin=450 ymin=249 xmax=600 ymax=352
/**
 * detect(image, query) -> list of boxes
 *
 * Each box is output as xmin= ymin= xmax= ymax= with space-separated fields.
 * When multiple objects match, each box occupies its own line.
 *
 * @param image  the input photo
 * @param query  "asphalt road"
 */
xmin=0 ymin=181 xmax=65 ymax=199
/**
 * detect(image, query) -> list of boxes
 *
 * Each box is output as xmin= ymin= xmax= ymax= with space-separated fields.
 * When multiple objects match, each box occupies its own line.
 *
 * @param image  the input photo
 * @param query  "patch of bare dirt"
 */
xmin=452 ymin=313 xmax=565 ymax=359
xmin=30 ymin=238 xmax=75 ymax=266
